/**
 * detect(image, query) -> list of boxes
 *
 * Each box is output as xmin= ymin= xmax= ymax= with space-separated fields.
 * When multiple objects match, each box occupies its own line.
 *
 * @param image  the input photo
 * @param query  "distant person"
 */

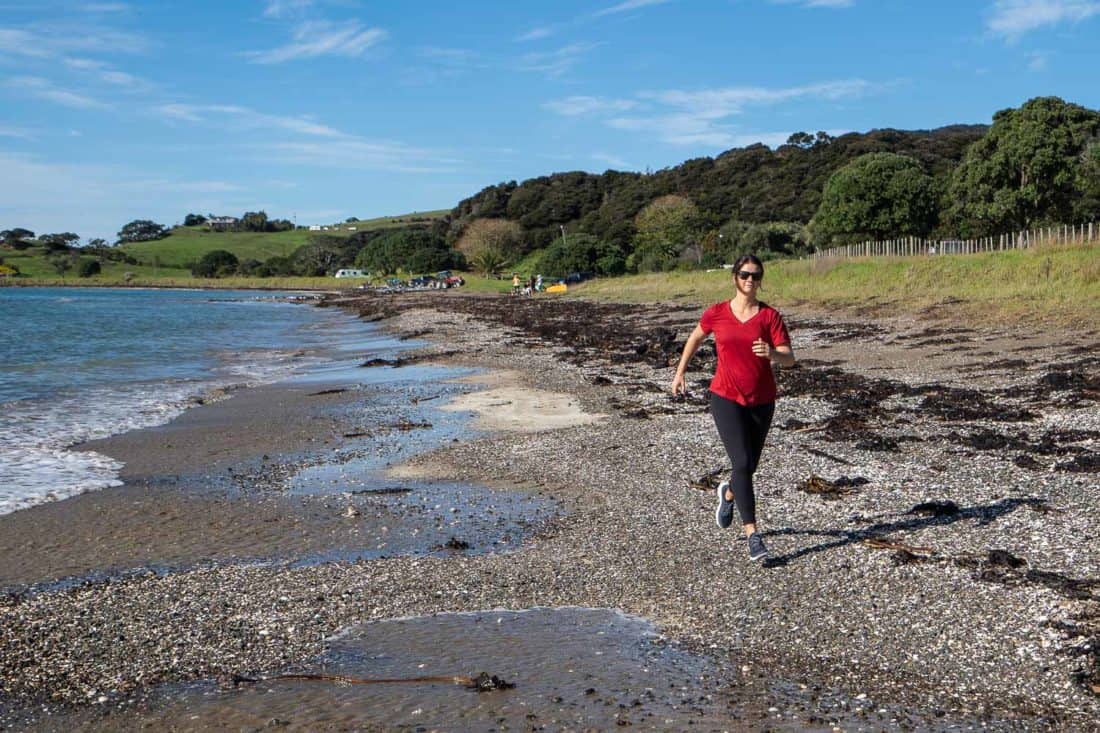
xmin=670 ymin=254 xmax=795 ymax=561
xmin=535 ymin=274 xmax=543 ymax=292
xmin=512 ymin=272 xmax=521 ymax=295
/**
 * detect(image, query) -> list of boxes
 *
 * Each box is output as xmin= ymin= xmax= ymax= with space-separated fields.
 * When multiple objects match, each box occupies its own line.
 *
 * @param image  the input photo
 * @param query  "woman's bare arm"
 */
xmin=671 ymin=324 xmax=708 ymax=395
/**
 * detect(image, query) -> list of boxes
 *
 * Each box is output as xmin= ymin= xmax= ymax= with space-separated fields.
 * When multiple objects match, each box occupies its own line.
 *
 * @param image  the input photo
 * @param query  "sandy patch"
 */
xmin=437 ymin=370 xmax=605 ymax=435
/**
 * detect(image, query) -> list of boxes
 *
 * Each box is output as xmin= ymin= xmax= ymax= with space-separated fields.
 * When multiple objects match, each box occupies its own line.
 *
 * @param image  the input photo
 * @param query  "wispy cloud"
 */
xmin=518 ymin=42 xmax=600 ymax=77
xmin=548 ymin=79 xmax=872 ymax=147
xmin=515 ymin=25 xmax=556 ymax=42
xmin=6 ymin=76 xmax=111 ymax=109
xmin=262 ymin=0 xmax=314 ymax=18
xmin=1027 ymin=50 xmax=1050 ymax=69
xmin=150 ymin=101 xmax=460 ymax=173
xmin=0 ymin=124 xmax=35 ymax=139
xmin=152 ymin=103 xmax=344 ymax=137
xmin=594 ymin=0 xmax=672 ymax=18
xmin=247 ymin=19 xmax=386 ymax=63
xmin=988 ymin=0 xmax=1100 ymax=39
xmin=259 ymin=140 xmax=461 ymax=173
xmin=63 ymin=57 xmax=153 ymax=91
xmin=133 ymin=179 xmax=245 ymax=194
xmin=81 ymin=2 xmax=129 ymax=12
xmin=771 ymin=0 xmax=854 ymax=8
xmin=592 ymin=152 xmax=633 ymax=169
xmin=0 ymin=28 xmax=51 ymax=57
xmin=0 ymin=23 xmax=149 ymax=58
xmin=542 ymin=95 xmax=637 ymax=116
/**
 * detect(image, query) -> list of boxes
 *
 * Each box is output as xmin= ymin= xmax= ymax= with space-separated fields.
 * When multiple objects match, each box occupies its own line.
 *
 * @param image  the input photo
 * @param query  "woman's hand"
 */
xmin=671 ymin=372 xmax=687 ymax=396
xmin=751 ymin=338 xmax=772 ymax=360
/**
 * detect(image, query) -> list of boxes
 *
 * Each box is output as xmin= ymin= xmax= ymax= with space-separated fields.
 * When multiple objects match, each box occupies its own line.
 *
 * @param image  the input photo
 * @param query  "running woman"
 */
xmin=670 ymin=255 xmax=795 ymax=561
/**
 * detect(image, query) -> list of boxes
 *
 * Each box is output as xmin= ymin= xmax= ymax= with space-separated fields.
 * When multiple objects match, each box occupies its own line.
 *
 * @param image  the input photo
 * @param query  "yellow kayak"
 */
xmin=545 ymin=283 xmax=567 ymax=294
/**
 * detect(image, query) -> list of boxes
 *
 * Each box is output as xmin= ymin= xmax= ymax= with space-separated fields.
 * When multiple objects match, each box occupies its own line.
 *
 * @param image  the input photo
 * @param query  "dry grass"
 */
xmin=573 ymin=244 xmax=1100 ymax=327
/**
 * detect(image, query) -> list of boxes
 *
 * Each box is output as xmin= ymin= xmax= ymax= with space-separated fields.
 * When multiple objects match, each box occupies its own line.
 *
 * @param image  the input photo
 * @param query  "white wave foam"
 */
xmin=0 ymin=344 xmax=332 ymax=516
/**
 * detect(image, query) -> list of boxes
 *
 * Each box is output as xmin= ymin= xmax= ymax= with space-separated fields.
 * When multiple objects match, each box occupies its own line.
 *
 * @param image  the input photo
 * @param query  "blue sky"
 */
xmin=2 ymin=0 xmax=1099 ymax=242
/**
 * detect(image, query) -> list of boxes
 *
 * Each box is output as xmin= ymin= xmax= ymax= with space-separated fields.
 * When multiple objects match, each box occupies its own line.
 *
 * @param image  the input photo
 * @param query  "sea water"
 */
xmin=0 ymin=287 xmax=363 ymax=515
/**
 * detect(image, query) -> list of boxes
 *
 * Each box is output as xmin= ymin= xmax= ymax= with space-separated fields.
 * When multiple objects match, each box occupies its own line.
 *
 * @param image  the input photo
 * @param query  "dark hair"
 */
xmin=732 ymin=254 xmax=764 ymax=276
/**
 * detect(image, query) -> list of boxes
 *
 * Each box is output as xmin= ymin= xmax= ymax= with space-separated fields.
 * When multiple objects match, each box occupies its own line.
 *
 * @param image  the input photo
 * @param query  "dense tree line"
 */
xmin=441 ymin=97 xmax=1100 ymax=270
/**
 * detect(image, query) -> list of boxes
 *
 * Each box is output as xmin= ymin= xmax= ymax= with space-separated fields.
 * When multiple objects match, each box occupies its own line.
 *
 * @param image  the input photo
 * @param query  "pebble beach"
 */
xmin=2 ymin=290 xmax=1098 ymax=731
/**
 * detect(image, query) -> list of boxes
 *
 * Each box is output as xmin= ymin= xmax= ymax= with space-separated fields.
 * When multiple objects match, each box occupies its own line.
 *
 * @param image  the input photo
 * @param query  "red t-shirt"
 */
xmin=699 ymin=301 xmax=790 ymax=406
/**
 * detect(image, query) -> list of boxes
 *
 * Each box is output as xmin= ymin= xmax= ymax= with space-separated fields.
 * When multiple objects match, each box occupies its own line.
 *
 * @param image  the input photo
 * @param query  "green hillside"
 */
xmin=120 ymin=210 xmax=449 ymax=268
xmin=1 ymin=245 xmax=189 ymax=279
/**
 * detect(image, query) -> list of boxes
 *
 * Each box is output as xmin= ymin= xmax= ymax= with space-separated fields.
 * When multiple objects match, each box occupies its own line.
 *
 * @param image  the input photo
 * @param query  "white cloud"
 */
xmin=550 ymin=79 xmax=871 ymax=148
xmin=592 ymin=152 xmax=632 ymax=169
xmin=63 ymin=57 xmax=153 ymax=91
xmin=988 ymin=0 xmax=1100 ymax=39
xmin=0 ymin=124 xmax=35 ymax=139
xmin=149 ymin=101 xmax=460 ymax=173
xmin=518 ymin=42 xmax=600 ymax=77
xmin=515 ymin=25 xmax=556 ymax=42
xmin=6 ymin=76 xmax=111 ymax=109
xmin=152 ymin=103 xmax=344 ymax=138
xmin=594 ymin=0 xmax=672 ymax=18
xmin=247 ymin=20 xmax=386 ymax=63
xmin=771 ymin=0 xmax=854 ymax=8
xmin=81 ymin=3 xmax=130 ymax=12
xmin=0 ymin=24 xmax=149 ymax=58
xmin=262 ymin=0 xmax=314 ymax=18
xmin=1027 ymin=50 xmax=1049 ymax=69
xmin=542 ymin=95 xmax=637 ymax=116
xmin=639 ymin=79 xmax=871 ymax=115
xmin=259 ymin=140 xmax=461 ymax=173
xmin=133 ymin=179 xmax=245 ymax=194
xmin=0 ymin=28 xmax=51 ymax=57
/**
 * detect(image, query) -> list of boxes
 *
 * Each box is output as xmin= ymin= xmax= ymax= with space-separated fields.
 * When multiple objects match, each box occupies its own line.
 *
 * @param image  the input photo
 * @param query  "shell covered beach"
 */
xmin=2 ymin=290 xmax=1099 ymax=731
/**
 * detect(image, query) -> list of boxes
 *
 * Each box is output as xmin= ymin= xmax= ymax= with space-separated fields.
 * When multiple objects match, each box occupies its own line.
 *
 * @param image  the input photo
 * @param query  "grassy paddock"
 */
xmin=574 ymin=244 xmax=1100 ymax=326
xmin=120 ymin=210 xmax=451 ymax=268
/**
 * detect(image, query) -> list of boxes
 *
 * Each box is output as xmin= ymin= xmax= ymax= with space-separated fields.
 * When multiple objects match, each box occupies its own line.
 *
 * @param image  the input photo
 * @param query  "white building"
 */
xmin=334 ymin=269 xmax=368 ymax=278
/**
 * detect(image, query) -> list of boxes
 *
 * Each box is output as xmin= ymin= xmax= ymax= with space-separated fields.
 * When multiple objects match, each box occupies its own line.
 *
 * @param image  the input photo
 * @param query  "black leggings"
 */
xmin=710 ymin=393 xmax=775 ymax=525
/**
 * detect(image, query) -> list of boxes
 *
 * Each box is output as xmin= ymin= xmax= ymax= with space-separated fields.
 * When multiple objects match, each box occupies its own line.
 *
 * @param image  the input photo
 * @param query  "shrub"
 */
xmin=536 ymin=233 xmax=624 ymax=278
xmin=77 ymin=259 xmax=101 ymax=278
xmin=192 ymin=250 xmax=240 ymax=278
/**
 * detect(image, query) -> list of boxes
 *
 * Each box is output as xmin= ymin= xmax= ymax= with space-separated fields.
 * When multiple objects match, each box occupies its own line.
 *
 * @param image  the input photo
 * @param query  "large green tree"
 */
xmin=946 ymin=96 xmax=1100 ymax=235
xmin=812 ymin=152 xmax=939 ymax=244
xmin=117 ymin=219 xmax=169 ymax=243
xmin=629 ymin=195 xmax=701 ymax=272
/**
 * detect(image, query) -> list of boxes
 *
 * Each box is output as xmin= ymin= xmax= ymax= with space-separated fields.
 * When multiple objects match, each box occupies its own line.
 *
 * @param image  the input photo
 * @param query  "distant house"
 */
xmin=308 ymin=225 xmax=322 ymax=231
xmin=334 ymin=269 xmax=368 ymax=278
xmin=207 ymin=216 xmax=239 ymax=231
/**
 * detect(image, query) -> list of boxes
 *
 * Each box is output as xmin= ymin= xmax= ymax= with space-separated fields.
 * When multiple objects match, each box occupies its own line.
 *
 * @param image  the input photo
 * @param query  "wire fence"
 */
xmin=812 ymin=221 xmax=1099 ymax=259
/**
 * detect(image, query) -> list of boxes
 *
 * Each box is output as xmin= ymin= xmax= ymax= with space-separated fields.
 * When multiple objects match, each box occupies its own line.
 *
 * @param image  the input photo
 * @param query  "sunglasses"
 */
xmin=736 ymin=270 xmax=763 ymax=282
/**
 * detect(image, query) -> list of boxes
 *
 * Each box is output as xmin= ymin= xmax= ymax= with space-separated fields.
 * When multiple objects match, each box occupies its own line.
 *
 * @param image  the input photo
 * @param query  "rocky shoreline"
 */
xmin=2 ymin=290 xmax=1098 ymax=730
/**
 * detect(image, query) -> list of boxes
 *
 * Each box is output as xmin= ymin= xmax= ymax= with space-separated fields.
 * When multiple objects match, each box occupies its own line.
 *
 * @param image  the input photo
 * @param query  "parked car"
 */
xmin=437 ymin=270 xmax=465 ymax=288
xmin=563 ymin=272 xmax=593 ymax=285
xmin=408 ymin=275 xmax=437 ymax=288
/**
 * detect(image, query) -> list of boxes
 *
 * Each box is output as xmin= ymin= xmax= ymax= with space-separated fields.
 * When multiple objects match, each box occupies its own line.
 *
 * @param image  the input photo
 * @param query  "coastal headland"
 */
xmin=1 ymin=290 xmax=1099 ymax=730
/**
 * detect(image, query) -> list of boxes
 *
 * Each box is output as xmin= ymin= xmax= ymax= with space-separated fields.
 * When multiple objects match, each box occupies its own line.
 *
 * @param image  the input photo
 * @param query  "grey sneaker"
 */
xmin=747 ymin=532 xmax=769 ymax=561
xmin=715 ymin=481 xmax=734 ymax=529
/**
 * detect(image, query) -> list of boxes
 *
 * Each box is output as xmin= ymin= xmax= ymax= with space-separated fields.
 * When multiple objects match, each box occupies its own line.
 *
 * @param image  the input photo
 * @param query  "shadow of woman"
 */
xmin=760 ymin=496 xmax=1050 ymax=569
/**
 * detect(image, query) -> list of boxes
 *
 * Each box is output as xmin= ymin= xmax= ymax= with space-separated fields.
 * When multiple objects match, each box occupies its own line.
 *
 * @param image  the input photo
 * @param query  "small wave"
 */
xmin=0 ymin=348 xmax=327 ymax=516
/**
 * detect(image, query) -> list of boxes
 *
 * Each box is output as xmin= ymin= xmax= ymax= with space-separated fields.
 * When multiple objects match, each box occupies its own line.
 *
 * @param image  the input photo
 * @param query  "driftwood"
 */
xmin=226 ymin=671 xmax=513 ymax=692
